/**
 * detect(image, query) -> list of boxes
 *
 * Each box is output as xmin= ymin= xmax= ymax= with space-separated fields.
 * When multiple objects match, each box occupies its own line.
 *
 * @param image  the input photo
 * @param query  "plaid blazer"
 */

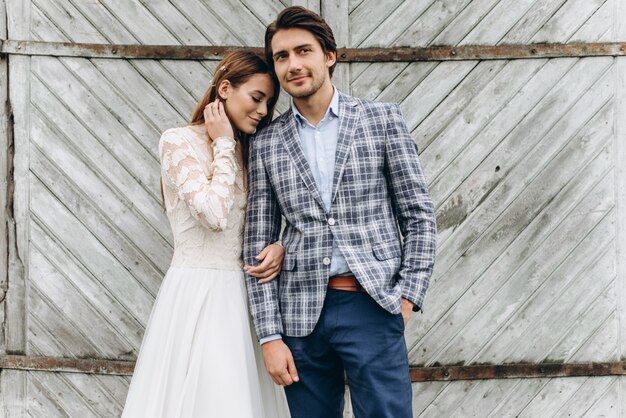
xmin=244 ymin=91 xmax=436 ymax=339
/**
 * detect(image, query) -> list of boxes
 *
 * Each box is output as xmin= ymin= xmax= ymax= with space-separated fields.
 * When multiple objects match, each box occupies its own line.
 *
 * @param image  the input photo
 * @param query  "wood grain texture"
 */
xmin=352 ymin=0 xmax=613 ymax=47
xmin=615 ymin=2 xmax=626 ymax=416
xmin=5 ymin=0 xmax=30 ymax=358
xmin=2 ymin=0 xmax=624 ymax=416
xmin=0 ymin=0 xmax=8 ymax=357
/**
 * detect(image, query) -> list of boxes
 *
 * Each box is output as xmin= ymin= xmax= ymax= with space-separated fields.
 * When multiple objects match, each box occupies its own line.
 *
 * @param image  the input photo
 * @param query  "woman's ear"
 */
xmin=217 ymin=80 xmax=231 ymax=100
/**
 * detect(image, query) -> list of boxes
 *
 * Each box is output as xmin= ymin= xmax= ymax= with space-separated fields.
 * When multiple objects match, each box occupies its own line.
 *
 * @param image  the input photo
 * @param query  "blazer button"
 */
xmin=322 ymin=257 xmax=331 ymax=265
xmin=327 ymin=217 xmax=336 ymax=226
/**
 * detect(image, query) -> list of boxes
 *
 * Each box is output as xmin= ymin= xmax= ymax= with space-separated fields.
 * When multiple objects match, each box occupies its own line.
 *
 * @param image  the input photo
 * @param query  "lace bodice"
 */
xmin=159 ymin=125 xmax=247 ymax=271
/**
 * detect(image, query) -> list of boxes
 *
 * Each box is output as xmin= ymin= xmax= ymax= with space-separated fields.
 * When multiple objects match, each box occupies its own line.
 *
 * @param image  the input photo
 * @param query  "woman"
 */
xmin=122 ymin=50 xmax=289 ymax=417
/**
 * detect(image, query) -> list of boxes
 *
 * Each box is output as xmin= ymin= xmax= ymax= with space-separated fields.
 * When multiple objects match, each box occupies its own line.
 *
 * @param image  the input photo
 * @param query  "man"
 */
xmin=244 ymin=6 xmax=436 ymax=417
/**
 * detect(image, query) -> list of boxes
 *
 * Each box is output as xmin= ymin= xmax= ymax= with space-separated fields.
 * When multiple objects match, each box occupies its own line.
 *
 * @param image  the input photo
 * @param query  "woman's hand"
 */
xmin=244 ymin=243 xmax=285 ymax=283
xmin=204 ymin=99 xmax=234 ymax=140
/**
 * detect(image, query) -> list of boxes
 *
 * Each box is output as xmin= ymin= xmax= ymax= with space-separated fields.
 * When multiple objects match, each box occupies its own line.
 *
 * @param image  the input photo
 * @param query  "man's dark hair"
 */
xmin=265 ymin=6 xmax=337 ymax=77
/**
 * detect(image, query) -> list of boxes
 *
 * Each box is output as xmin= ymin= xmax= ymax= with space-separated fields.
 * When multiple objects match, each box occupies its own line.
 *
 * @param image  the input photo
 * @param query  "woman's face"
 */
xmin=220 ymin=73 xmax=275 ymax=135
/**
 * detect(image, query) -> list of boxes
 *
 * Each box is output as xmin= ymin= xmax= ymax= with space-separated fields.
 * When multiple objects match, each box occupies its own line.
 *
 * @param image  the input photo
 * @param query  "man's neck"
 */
xmin=293 ymin=82 xmax=334 ymax=126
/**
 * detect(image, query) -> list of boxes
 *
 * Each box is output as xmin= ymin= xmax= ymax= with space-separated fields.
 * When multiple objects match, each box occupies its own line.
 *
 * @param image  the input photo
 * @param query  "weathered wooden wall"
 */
xmin=1 ymin=0 xmax=625 ymax=416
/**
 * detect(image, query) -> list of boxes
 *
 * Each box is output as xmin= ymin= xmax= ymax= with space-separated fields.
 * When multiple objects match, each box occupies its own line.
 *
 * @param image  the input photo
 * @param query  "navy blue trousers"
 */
xmin=283 ymin=289 xmax=413 ymax=418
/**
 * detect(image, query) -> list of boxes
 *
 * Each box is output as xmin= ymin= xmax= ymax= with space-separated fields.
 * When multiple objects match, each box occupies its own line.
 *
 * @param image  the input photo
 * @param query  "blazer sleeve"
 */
xmin=384 ymin=103 xmax=437 ymax=311
xmin=243 ymin=135 xmax=284 ymax=339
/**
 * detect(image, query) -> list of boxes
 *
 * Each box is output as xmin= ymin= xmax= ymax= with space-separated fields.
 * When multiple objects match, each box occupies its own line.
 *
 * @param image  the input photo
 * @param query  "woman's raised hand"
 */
xmin=204 ymin=99 xmax=234 ymax=140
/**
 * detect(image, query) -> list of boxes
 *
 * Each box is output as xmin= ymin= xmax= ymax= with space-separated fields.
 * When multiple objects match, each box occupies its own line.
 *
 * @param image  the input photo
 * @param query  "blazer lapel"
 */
xmin=280 ymin=111 xmax=326 ymax=209
xmin=331 ymin=93 xmax=360 ymax=203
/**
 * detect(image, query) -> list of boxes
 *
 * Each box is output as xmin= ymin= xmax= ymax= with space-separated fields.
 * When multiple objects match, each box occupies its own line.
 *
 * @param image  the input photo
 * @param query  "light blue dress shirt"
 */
xmin=291 ymin=87 xmax=351 ymax=277
xmin=261 ymin=87 xmax=350 ymax=344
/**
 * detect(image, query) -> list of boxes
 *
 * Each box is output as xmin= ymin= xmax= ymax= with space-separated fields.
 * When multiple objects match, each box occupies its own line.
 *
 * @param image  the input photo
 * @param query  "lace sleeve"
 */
xmin=159 ymin=130 xmax=239 ymax=231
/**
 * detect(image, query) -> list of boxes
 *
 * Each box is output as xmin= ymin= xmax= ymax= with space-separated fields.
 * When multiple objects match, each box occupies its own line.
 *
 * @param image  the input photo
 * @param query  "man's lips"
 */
xmin=288 ymin=75 xmax=308 ymax=82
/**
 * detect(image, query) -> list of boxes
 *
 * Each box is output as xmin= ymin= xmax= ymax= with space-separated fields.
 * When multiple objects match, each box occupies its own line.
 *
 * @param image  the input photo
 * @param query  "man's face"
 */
xmin=270 ymin=28 xmax=336 ymax=99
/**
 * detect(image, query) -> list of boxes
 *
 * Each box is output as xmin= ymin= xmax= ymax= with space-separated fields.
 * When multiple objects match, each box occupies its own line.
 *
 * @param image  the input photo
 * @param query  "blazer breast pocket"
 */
xmin=372 ymin=241 xmax=402 ymax=261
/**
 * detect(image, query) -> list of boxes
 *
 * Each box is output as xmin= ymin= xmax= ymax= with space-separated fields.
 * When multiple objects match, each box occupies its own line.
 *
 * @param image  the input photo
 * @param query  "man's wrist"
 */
xmin=260 ymin=334 xmax=282 ymax=345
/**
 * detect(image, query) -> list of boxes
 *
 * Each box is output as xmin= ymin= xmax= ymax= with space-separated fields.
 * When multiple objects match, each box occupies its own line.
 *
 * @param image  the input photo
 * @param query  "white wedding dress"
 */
xmin=122 ymin=125 xmax=290 ymax=418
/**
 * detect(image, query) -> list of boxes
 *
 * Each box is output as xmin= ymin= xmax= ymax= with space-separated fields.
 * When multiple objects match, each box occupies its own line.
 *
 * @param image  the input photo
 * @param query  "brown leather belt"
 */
xmin=328 ymin=275 xmax=366 ymax=293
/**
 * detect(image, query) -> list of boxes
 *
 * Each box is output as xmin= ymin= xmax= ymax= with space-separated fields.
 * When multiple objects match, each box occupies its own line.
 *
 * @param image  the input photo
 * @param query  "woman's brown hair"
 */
xmin=160 ymin=49 xmax=280 ymax=208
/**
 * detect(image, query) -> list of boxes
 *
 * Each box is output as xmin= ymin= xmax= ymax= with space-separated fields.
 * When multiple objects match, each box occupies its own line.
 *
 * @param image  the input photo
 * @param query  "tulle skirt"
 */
xmin=121 ymin=266 xmax=290 ymax=418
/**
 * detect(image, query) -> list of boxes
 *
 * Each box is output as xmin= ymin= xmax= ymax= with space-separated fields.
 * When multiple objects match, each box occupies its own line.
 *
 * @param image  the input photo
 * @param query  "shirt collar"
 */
xmin=291 ymin=86 xmax=339 ymax=127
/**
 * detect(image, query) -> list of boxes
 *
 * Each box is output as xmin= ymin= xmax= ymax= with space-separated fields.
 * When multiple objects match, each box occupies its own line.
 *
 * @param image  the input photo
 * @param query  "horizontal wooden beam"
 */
xmin=0 ymin=355 xmax=135 ymax=375
xmin=1 ymin=40 xmax=625 ymax=61
xmin=2 ymin=355 xmax=625 ymax=381
xmin=409 ymin=361 xmax=626 ymax=382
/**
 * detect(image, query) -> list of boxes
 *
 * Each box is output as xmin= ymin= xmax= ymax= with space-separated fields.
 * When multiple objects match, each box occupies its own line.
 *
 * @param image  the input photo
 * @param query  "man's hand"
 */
xmin=401 ymin=298 xmax=414 ymax=326
xmin=244 ymin=243 xmax=285 ymax=284
xmin=262 ymin=339 xmax=299 ymax=386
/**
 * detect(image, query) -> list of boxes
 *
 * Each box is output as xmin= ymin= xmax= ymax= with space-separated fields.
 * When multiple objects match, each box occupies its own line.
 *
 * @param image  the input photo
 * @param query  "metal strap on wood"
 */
xmin=1 ymin=40 xmax=625 ymax=61
xmin=2 ymin=355 xmax=625 ymax=381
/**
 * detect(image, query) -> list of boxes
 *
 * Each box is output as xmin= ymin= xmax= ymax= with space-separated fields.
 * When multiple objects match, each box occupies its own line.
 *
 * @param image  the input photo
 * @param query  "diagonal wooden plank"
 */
xmin=424 ymin=168 xmax=614 ymax=365
xmin=433 ymin=0 xmax=513 ymax=46
xmin=426 ymin=57 xmax=572 ymax=205
xmin=29 ymin=177 xmax=155 ymax=325
xmin=568 ymin=0 xmax=612 ymax=42
xmin=30 ymin=225 xmax=148 ymax=351
xmin=474 ymin=205 xmax=615 ymax=363
xmin=498 ymin=0 xmax=569 ymax=43
xmin=520 ymin=376 xmax=591 ymax=417
xmin=31 ymin=0 xmax=104 ymax=43
xmin=408 ymin=100 xmax=613 ymax=363
xmin=27 ymin=372 xmax=69 ymax=417
xmin=569 ymin=308 xmax=618 ymax=362
xmin=30 ymin=143 xmax=166 ymax=289
xmin=93 ymin=374 xmax=130 ymax=413
xmin=28 ymin=371 xmax=100 ymax=417
xmin=349 ymin=0 xmax=408 ymax=47
xmin=434 ymin=57 xmax=612 ymax=264
xmin=29 ymin=316 xmax=68 ymax=357
xmin=419 ymin=59 xmax=544 ymax=183
xmin=488 ymin=378 xmax=549 ymax=417
xmin=122 ymin=0 xmax=211 ymax=45
xmin=547 ymin=279 xmax=617 ymax=362
xmin=29 ymin=105 xmax=172 ymax=267
xmin=447 ymin=378 xmax=523 ymax=417
xmin=411 ymin=380 xmax=449 ymax=417
xmin=29 ymin=245 xmax=132 ymax=358
xmin=401 ymin=61 xmax=481 ymax=138
xmin=355 ymin=0 xmax=440 ymax=47
xmin=376 ymin=61 xmax=443 ymax=108
xmin=418 ymin=380 xmax=480 ymax=418
xmin=409 ymin=60 xmax=501 ymax=149
xmin=531 ymin=0 xmax=606 ymax=43
xmin=30 ymin=58 xmax=162 ymax=196
xmin=581 ymin=378 xmax=619 ymax=417
xmin=495 ymin=224 xmax=615 ymax=363
xmin=350 ymin=61 xmax=410 ymax=100
xmin=29 ymin=285 xmax=100 ymax=358
xmin=458 ymin=0 xmax=542 ymax=45
xmin=63 ymin=372 xmax=124 ymax=416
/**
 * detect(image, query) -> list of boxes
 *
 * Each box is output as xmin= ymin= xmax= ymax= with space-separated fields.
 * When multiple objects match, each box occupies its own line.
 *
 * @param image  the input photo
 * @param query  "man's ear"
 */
xmin=325 ymin=51 xmax=337 ymax=68
xmin=217 ymin=79 xmax=231 ymax=100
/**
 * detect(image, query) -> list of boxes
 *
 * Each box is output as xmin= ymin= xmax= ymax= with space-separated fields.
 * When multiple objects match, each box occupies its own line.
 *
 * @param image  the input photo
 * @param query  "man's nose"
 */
xmin=288 ymin=56 xmax=302 ymax=72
